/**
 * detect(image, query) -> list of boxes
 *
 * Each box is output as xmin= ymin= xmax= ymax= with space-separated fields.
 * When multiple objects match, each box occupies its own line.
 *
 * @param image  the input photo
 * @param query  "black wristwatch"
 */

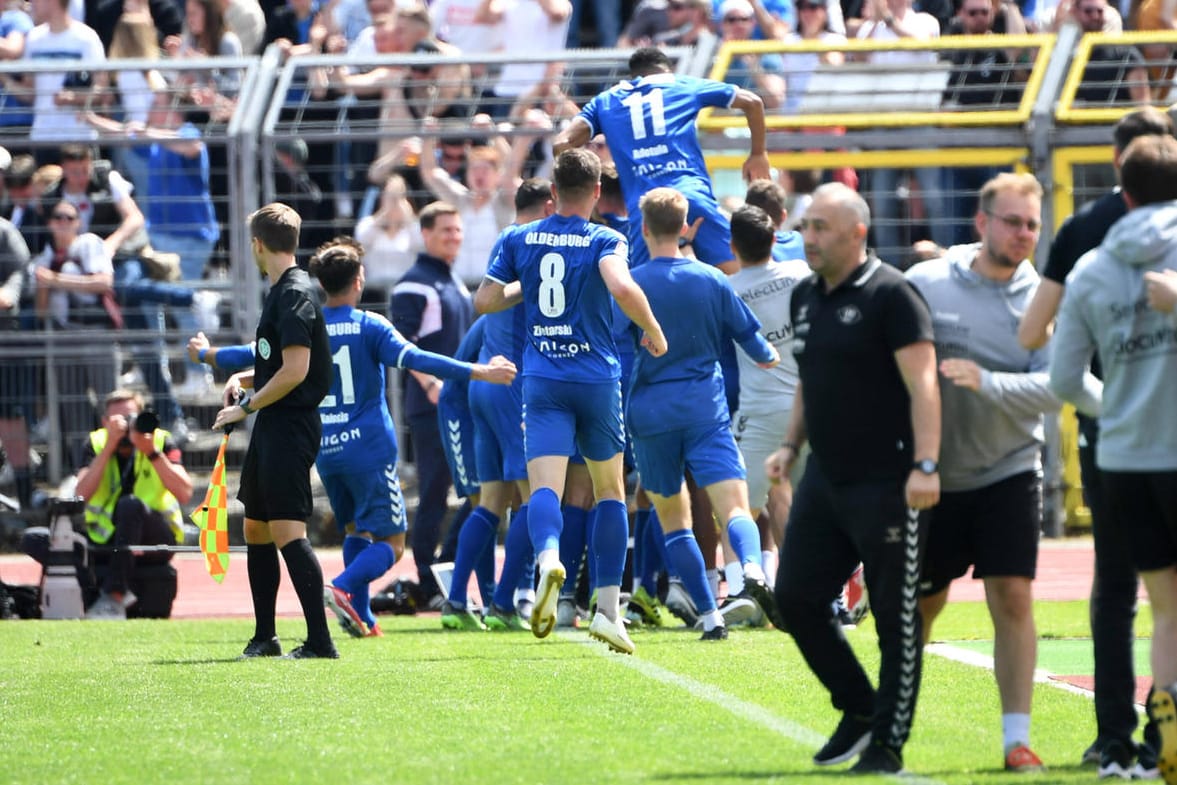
xmin=913 ymin=458 xmax=938 ymax=475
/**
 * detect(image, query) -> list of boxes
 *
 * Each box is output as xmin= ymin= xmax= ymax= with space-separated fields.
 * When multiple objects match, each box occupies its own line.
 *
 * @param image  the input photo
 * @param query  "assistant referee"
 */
xmin=766 ymin=183 xmax=941 ymax=775
xmin=213 ymin=203 xmax=337 ymax=659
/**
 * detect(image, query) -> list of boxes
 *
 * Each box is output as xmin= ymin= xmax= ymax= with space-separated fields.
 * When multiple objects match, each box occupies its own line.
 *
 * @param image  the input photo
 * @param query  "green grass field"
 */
xmin=0 ymin=601 xmax=1148 ymax=785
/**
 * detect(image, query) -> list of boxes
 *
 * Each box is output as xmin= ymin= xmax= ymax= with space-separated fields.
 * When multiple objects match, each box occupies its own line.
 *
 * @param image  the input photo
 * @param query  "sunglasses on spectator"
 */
xmin=796 ymin=3 xmax=823 ymax=9
xmin=723 ymin=14 xmax=753 ymax=21
xmin=985 ymin=211 xmax=1041 ymax=233
xmin=51 ymin=212 xmax=79 ymax=221
xmin=668 ymin=2 xmax=688 ymax=9
xmin=1077 ymin=5 xmax=1104 ymax=13
xmin=964 ymin=7 xmax=991 ymax=15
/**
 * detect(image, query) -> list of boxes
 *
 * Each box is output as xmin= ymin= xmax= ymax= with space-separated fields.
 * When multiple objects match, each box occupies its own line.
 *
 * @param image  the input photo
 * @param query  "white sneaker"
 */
xmin=191 ymin=290 xmax=221 ymax=333
xmin=530 ymin=561 xmax=565 ymax=639
xmin=86 ymin=592 xmax=127 ymax=620
xmin=119 ymin=367 xmax=145 ymax=388
xmin=556 ymin=597 xmax=579 ymax=628
xmin=719 ymin=595 xmax=764 ymax=627
xmin=172 ymin=372 xmax=215 ymax=400
xmin=588 ymin=611 xmax=635 ymax=655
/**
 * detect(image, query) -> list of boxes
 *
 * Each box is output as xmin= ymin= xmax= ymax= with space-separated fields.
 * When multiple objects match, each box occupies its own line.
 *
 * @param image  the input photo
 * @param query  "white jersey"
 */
xmin=728 ymin=259 xmax=809 ymax=414
xmin=24 ymin=22 xmax=106 ymax=141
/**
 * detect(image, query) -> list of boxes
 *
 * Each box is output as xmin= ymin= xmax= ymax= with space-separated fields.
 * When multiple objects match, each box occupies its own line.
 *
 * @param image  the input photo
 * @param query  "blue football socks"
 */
xmin=334 ymin=536 xmax=396 ymax=628
xmin=528 ymin=487 xmax=562 ymax=556
xmin=493 ymin=504 xmax=531 ymax=610
xmin=592 ymin=499 xmax=628 ymax=588
xmin=664 ymin=529 xmax=717 ymax=614
xmin=558 ymin=505 xmax=589 ymax=596
xmin=726 ymin=514 xmax=763 ymax=568
xmin=448 ymin=507 xmax=499 ymax=607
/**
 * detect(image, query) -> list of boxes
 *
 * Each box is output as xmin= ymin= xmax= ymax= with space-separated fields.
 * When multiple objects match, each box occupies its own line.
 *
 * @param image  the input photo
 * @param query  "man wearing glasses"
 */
xmin=905 ymin=173 xmax=1100 ymax=773
xmin=1070 ymin=0 xmax=1150 ymax=105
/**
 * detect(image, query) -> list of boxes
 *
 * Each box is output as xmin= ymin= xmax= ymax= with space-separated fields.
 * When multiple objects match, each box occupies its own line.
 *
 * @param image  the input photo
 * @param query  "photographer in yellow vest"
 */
xmin=74 ymin=389 xmax=193 ymax=618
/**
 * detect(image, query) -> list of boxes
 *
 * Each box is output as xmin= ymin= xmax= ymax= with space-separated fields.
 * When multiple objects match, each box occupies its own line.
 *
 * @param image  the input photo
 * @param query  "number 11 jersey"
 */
xmin=578 ymin=72 xmax=737 ymax=217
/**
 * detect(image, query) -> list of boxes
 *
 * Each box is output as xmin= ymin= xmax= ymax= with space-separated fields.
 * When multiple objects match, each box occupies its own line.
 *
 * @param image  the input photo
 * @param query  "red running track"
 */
xmin=0 ymin=538 xmax=1132 ymax=619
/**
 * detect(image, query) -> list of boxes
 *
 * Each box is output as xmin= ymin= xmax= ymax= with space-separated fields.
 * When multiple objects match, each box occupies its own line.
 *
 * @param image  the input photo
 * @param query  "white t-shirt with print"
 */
xmin=24 ymin=22 xmax=106 ymax=141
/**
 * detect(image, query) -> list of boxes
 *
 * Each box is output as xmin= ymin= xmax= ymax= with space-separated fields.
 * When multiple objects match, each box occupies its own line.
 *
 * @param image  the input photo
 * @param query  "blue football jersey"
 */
xmin=438 ymin=315 xmax=486 ymax=413
xmin=626 ymin=256 xmax=763 ymax=438
xmin=579 ymin=73 xmax=736 ymax=216
xmin=317 ymin=305 xmax=415 ymax=475
xmin=480 ymin=231 xmax=527 ymax=372
xmin=485 ymin=215 xmax=627 ymax=383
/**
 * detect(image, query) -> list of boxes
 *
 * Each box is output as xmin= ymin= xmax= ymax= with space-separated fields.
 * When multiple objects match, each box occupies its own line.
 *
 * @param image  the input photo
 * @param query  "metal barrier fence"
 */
xmin=0 ymin=35 xmax=1172 ymax=519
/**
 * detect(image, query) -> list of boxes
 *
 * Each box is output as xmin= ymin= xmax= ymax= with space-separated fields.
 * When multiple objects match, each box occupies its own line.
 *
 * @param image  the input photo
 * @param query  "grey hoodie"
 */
xmin=1050 ymin=201 xmax=1177 ymax=472
xmin=908 ymin=247 xmax=1098 ymax=491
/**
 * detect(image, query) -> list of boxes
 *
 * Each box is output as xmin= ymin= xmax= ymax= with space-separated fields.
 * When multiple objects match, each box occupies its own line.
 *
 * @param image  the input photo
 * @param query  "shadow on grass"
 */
xmin=908 ymin=764 xmax=1090 ymax=784
xmin=655 ymin=765 xmax=1092 ymax=783
xmin=152 ymin=657 xmax=254 ymax=665
xmin=648 ymin=770 xmax=848 ymax=781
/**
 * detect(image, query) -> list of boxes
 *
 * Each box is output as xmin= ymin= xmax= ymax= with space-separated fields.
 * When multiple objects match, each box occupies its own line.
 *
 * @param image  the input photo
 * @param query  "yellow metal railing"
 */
xmin=705 ymin=147 xmax=1030 ymax=174
xmin=698 ymin=34 xmax=1056 ymax=130
xmin=1056 ymin=30 xmax=1177 ymax=124
xmin=1050 ymin=145 xmax=1115 ymax=224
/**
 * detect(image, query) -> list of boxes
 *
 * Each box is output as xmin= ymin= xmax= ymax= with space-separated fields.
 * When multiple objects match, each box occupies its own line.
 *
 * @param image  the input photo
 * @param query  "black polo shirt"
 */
xmin=790 ymin=256 xmax=934 ymax=485
xmin=254 ymin=265 xmax=332 ymax=411
xmin=1043 ymin=189 xmax=1126 ymax=285
xmin=1043 ymin=188 xmax=1124 ymax=434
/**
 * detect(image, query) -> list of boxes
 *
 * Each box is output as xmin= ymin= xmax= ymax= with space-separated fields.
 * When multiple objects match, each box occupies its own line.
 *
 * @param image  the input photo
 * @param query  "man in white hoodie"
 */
xmin=1050 ymin=134 xmax=1177 ymax=785
xmin=907 ymin=173 xmax=1101 ymax=773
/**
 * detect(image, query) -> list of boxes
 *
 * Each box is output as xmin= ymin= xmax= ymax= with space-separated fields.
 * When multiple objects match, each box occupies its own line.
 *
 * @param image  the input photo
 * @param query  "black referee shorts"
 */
xmin=238 ymin=408 xmax=321 ymax=523
xmin=919 ymin=470 xmax=1042 ymax=596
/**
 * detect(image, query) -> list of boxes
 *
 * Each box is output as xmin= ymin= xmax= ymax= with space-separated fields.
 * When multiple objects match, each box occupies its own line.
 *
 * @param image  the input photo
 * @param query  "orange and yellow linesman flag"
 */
xmin=190 ymin=433 xmax=231 ymax=583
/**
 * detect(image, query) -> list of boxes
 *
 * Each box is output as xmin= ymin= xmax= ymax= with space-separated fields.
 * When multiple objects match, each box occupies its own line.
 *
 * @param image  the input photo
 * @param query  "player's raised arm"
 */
xmin=600 ymin=254 xmax=666 ymax=356
xmin=552 ymin=116 xmax=592 ymax=157
xmin=731 ymin=88 xmax=771 ymax=182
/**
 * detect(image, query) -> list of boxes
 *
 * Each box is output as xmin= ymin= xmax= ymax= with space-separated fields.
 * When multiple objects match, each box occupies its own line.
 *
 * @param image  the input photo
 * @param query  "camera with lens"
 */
xmin=132 ymin=410 xmax=160 ymax=434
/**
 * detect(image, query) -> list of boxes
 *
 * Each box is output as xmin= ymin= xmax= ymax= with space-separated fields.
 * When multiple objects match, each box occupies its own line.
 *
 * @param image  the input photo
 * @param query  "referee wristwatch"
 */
xmin=913 ymin=458 xmax=938 ymax=475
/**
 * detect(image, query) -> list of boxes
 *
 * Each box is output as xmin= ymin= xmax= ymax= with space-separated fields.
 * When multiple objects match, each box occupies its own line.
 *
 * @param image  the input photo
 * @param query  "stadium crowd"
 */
xmin=0 ymin=0 xmax=1175 ymax=776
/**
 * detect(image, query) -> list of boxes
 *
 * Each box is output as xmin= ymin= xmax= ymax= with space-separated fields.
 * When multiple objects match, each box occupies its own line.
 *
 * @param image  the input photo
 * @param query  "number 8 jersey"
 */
xmin=485 ymin=215 xmax=628 ymax=384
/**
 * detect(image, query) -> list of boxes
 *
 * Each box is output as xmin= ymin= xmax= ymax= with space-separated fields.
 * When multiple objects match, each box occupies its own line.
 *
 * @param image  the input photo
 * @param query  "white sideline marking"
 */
xmin=926 ymin=641 xmax=1111 ymax=702
xmin=561 ymin=630 xmax=948 ymax=784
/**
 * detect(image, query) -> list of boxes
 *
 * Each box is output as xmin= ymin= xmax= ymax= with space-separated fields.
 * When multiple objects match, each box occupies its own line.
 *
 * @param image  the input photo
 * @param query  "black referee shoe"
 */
xmin=284 ymin=642 xmax=340 ymax=659
xmin=699 ymin=624 xmax=728 ymax=641
xmin=813 ymin=713 xmax=872 ymax=766
xmin=238 ymin=636 xmax=282 ymax=659
xmin=849 ymin=741 xmax=903 ymax=775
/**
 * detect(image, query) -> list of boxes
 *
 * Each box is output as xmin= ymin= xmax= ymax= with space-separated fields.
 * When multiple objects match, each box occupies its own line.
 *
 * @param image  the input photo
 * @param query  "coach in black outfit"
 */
xmin=213 ymin=203 xmax=337 ymax=660
xmin=766 ymin=182 xmax=941 ymax=775
xmin=1018 ymin=107 xmax=1173 ymax=774
xmin=391 ymin=201 xmax=474 ymax=607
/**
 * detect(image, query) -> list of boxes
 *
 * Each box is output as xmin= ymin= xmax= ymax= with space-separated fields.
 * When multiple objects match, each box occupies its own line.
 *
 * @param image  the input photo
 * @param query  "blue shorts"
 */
xmin=523 ymin=377 xmax=625 ymax=463
xmin=437 ymin=392 xmax=479 ymax=498
xmin=627 ymin=195 xmax=732 ymax=269
xmin=632 ymin=421 xmax=746 ymax=497
xmin=321 ymin=464 xmax=408 ymax=539
xmin=471 ymin=380 xmax=527 ymax=484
